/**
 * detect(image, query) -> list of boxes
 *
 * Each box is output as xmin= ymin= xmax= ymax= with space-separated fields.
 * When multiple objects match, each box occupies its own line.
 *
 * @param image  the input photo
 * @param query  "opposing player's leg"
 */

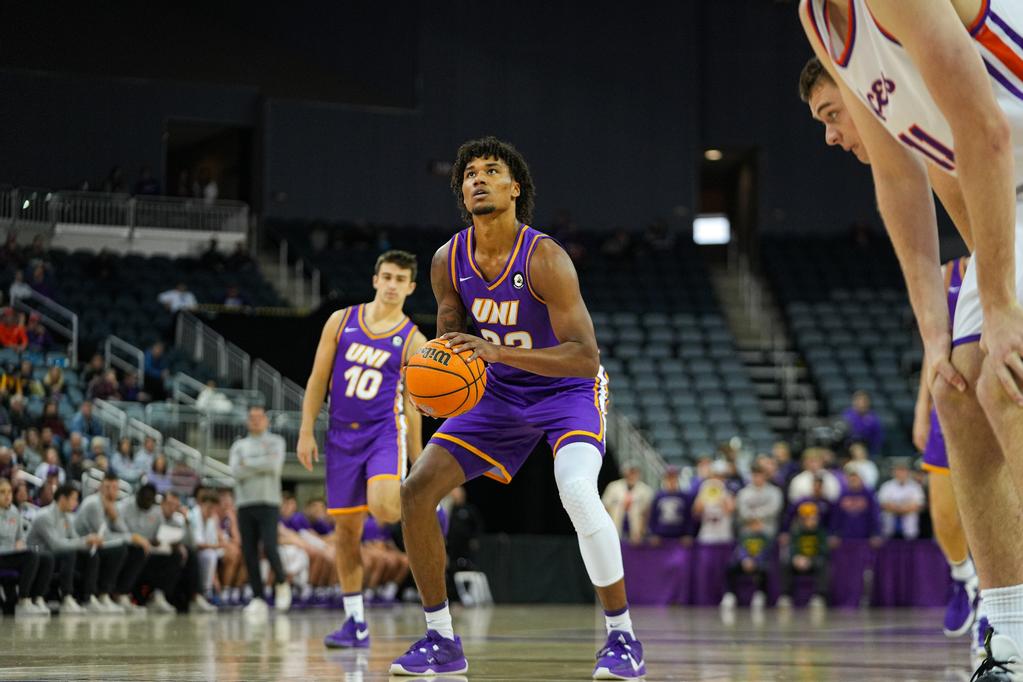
xmin=935 ymin=343 xmax=1023 ymax=675
xmin=324 ymin=510 xmax=370 ymax=648
xmin=390 ymin=443 xmax=468 ymax=676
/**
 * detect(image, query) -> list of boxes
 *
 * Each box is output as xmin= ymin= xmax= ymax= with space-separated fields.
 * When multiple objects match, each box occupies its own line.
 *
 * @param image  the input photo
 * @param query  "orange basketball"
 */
xmin=405 ymin=338 xmax=487 ymax=418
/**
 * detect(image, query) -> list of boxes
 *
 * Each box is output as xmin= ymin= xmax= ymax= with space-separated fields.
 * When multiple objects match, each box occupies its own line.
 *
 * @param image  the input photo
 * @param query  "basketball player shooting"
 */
xmin=296 ymin=250 xmax=427 ymax=650
xmin=799 ymin=1 xmax=1023 ymax=677
xmin=799 ymin=56 xmax=981 ymax=660
xmin=389 ymin=136 xmax=646 ymax=680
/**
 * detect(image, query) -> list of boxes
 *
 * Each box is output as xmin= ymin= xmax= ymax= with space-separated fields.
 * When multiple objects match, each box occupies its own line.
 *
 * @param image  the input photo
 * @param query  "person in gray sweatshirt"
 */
xmin=230 ymin=405 xmax=289 ymax=617
xmin=0 ymin=477 xmax=53 ymax=615
xmin=118 ymin=483 xmax=177 ymax=613
xmin=27 ymin=483 xmax=104 ymax=614
xmin=74 ymin=471 xmax=153 ymax=612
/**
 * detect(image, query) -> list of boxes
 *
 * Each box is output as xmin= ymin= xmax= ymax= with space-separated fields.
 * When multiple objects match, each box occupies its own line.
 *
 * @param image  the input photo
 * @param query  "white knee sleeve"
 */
xmin=555 ymin=443 xmax=624 ymax=587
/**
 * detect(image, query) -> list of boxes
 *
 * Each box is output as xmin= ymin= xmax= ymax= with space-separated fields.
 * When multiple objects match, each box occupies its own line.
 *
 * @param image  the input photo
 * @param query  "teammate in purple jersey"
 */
xmin=800 ymin=57 xmax=982 ymax=662
xmin=296 ymin=250 xmax=427 ymax=650
xmin=389 ymin=137 xmax=644 ymax=680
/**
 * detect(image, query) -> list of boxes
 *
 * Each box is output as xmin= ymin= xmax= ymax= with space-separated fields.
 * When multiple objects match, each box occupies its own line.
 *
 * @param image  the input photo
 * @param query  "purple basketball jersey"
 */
xmin=923 ymin=257 xmax=968 ymax=473
xmin=448 ymin=224 xmax=593 ymax=392
xmin=329 ymin=304 xmax=417 ymax=427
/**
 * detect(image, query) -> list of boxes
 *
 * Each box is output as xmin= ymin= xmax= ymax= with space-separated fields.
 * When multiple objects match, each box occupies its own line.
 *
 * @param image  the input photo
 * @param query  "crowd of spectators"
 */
xmin=604 ymin=437 xmax=928 ymax=609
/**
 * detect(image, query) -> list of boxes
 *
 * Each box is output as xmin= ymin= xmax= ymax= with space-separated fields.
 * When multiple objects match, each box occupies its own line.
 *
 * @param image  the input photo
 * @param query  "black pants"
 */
xmin=135 ymin=553 xmax=182 ymax=597
xmin=97 ymin=544 xmax=128 ymax=595
xmin=0 ymin=549 xmax=54 ymax=599
xmin=54 ymin=549 xmax=99 ymax=601
xmin=782 ymin=557 xmax=830 ymax=597
xmin=238 ymin=504 xmax=284 ymax=597
xmin=726 ymin=561 xmax=768 ymax=594
xmin=115 ymin=544 xmax=148 ymax=595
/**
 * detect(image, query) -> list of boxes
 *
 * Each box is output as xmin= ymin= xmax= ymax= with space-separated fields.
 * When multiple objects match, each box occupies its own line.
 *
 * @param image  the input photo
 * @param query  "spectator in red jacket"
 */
xmin=0 ymin=308 xmax=27 ymax=351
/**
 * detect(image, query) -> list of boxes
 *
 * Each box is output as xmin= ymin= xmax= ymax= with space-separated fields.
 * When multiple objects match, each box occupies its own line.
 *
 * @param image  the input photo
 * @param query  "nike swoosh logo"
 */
xmin=630 ymin=657 xmax=643 ymax=672
xmin=459 ymin=276 xmax=473 ymax=282
xmin=355 ymin=628 xmax=369 ymax=640
xmin=345 ymin=327 xmax=357 ymax=332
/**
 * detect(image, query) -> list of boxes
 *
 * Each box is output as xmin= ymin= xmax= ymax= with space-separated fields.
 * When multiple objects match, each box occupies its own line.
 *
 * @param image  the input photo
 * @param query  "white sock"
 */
xmin=950 ymin=557 xmax=976 ymax=583
xmin=604 ymin=605 xmax=635 ymax=638
xmin=981 ymin=584 xmax=1023 ymax=647
xmin=380 ymin=582 xmax=399 ymax=601
xmin=343 ymin=593 xmax=364 ymax=623
xmin=424 ymin=601 xmax=454 ymax=640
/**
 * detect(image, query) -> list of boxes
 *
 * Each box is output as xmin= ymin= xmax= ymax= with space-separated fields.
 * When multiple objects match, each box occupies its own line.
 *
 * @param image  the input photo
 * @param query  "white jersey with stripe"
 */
xmin=807 ymin=0 xmax=1023 ymax=186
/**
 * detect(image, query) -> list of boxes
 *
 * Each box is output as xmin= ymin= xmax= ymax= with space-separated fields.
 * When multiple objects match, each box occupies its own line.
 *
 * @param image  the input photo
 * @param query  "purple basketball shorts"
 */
xmin=325 ymin=416 xmax=407 ymax=515
xmin=922 ymin=408 xmax=949 ymax=474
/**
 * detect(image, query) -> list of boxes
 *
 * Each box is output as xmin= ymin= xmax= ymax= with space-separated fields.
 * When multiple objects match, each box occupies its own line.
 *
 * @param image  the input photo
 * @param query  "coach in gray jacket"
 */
xmin=230 ymin=405 xmax=289 ymax=616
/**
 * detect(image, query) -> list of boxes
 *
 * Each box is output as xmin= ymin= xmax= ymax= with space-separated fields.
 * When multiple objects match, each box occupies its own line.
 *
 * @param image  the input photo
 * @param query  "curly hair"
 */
xmin=450 ymin=136 xmax=535 ymax=225
xmin=798 ymin=55 xmax=834 ymax=103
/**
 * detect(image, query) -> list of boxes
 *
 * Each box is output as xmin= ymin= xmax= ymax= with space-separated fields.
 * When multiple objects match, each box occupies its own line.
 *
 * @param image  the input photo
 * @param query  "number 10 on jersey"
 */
xmin=343 ymin=365 xmax=383 ymax=400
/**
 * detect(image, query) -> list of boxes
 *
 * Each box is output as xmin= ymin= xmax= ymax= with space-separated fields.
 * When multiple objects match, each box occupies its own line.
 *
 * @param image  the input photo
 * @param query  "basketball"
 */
xmin=404 ymin=338 xmax=487 ymax=418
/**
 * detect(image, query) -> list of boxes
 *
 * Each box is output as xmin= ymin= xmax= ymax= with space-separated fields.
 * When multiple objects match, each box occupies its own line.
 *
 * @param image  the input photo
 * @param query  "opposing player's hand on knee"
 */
xmin=980 ymin=305 xmax=1023 ymax=406
xmin=924 ymin=334 xmax=966 ymax=394
xmin=297 ymin=432 xmax=319 ymax=472
xmin=442 ymin=332 xmax=500 ymax=364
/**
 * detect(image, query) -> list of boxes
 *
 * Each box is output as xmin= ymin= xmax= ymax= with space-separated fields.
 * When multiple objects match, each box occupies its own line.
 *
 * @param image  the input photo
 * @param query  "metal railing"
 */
xmin=176 ymin=313 xmax=253 ymax=389
xmin=606 ymin=408 xmax=666 ymax=490
xmin=0 ymin=185 xmax=248 ymax=233
xmin=11 ymin=290 xmax=79 ymax=365
xmin=277 ymin=238 xmax=322 ymax=309
xmin=125 ymin=417 xmax=163 ymax=450
xmin=282 ymin=377 xmax=306 ymax=412
xmin=224 ymin=341 xmax=250 ymax=389
xmin=252 ymin=359 xmax=283 ymax=410
xmin=268 ymin=409 xmax=328 ymax=458
xmin=164 ymin=437 xmax=234 ymax=489
xmin=172 ymin=371 xmax=266 ymax=410
xmin=92 ymin=399 xmax=129 ymax=444
xmin=104 ymin=335 xmax=144 ymax=380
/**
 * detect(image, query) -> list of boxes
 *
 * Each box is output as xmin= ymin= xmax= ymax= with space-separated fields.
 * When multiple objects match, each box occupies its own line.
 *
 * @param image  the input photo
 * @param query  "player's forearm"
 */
xmin=875 ymin=173 xmax=949 ymax=343
xmin=300 ymin=374 xmax=328 ymax=436
xmin=405 ymin=404 xmax=423 ymax=463
xmin=956 ymin=124 xmax=1017 ymax=313
xmin=435 ymin=301 xmax=467 ymax=336
xmin=495 ymin=340 xmax=600 ymax=378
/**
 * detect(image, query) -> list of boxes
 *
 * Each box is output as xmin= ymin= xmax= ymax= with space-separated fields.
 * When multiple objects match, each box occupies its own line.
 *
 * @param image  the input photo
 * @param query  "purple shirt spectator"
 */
xmin=648 ymin=490 xmax=691 ymax=539
xmin=842 ymin=391 xmax=884 ymax=456
xmin=830 ymin=485 xmax=882 ymax=539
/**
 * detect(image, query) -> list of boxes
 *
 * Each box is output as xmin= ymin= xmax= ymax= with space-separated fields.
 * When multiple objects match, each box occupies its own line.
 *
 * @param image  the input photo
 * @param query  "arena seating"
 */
xmin=762 ymin=234 xmax=924 ymax=457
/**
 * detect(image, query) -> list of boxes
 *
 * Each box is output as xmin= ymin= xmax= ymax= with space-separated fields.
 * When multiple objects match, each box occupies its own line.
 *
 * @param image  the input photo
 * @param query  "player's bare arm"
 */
xmin=431 ymin=243 xmax=467 ymax=336
xmin=403 ymin=329 xmax=428 ymax=462
xmin=799 ymin=1 xmax=966 ymax=393
xmin=446 ymin=238 xmax=600 ymax=378
xmin=297 ymin=309 xmax=345 ymax=471
xmin=869 ymin=0 xmax=1023 ymax=402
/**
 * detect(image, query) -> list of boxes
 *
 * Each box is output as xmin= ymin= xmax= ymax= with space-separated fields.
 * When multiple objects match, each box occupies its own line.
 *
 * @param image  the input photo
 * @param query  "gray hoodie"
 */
xmin=27 ymin=504 xmax=88 ymax=552
xmin=74 ymin=494 xmax=131 ymax=546
xmin=0 ymin=505 xmax=24 ymax=552
xmin=229 ymin=431 xmax=285 ymax=508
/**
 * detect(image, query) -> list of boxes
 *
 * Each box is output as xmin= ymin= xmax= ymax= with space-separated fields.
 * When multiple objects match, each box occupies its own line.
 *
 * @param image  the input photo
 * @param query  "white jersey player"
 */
xmin=800 ymin=1 xmax=1023 ymax=678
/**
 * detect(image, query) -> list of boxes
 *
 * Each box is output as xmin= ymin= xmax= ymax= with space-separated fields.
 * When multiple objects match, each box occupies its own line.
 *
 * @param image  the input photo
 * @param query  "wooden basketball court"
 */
xmin=0 ymin=604 xmax=974 ymax=681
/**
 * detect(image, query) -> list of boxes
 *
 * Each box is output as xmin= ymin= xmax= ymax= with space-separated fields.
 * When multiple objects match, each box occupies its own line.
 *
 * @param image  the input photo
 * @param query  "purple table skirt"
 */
xmin=622 ymin=539 xmax=951 ymax=608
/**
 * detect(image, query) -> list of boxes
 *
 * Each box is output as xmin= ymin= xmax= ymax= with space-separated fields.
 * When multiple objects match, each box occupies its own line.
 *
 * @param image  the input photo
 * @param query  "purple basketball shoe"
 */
xmin=323 ymin=616 xmax=370 ymax=649
xmin=593 ymin=630 xmax=646 ymax=680
xmin=943 ymin=576 xmax=979 ymax=638
xmin=389 ymin=630 xmax=469 ymax=676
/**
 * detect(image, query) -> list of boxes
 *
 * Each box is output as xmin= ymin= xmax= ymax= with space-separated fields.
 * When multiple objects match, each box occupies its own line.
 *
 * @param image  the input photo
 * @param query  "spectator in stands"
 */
xmin=133 ymin=436 xmax=157 ymax=473
xmin=223 ymin=285 xmax=247 ymax=308
xmin=119 ymin=370 xmax=142 ymax=402
xmin=215 ymin=489 xmax=248 ymax=602
xmin=225 ymin=242 xmax=253 ymax=271
xmin=8 ymin=269 xmax=32 ymax=303
xmin=70 ymin=401 xmax=103 ymax=440
xmin=783 ymin=475 xmax=834 ymax=537
xmin=846 ymin=443 xmax=880 ymax=490
xmin=158 ymin=282 xmax=198 ymax=313
xmin=688 ymin=456 xmax=714 ymax=496
xmin=778 ymin=503 xmax=830 ymax=610
xmin=196 ymin=380 xmax=233 ymax=413
xmin=27 ymin=483 xmax=104 ymax=614
xmin=34 ymin=447 xmax=65 ymax=485
xmin=6 ymin=396 xmax=33 ymax=440
xmin=0 ymin=308 xmax=27 ymax=351
xmin=87 ymin=368 xmax=120 ymax=401
xmin=200 ymin=239 xmax=224 ymax=270
xmin=73 ymin=472 xmax=150 ymax=613
xmin=66 ymin=448 xmax=88 ymax=482
xmin=133 ymin=166 xmax=160 ymax=196
xmin=119 ymin=483 xmax=177 ymax=612
xmin=143 ymin=342 xmax=170 ymax=400
xmin=13 ymin=438 xmax=39 ymax=472
xmin=111 ymin=437 xmax=146 ymax=486
xmin=42 ymin=366 xmax=64 ymax=398
xmin=736 ymin=463 xmax=784 ymax=537
xmin=145 ymin=453 xmax=171 ymax=493
xmin=830 ymin=466 xmax=883 ymax=546
xmin=445 ymin=486 xmax=483 ymax=572
xmin=878 ymin=460 xmax=926 ymax=540
xmin=18 ymin=359 xmax=43 ymax=397
xmin=25 ymin=314 xmax=52 ymax=353
xmin=175 ymin=169 xmax=192 ymax=198
xmin=842 ymin=391 xmax=884 ymax=457
xmin=62 ymin=432 xmax=86 ymax=465
xmin=693 ymin=460 xmax=736 ymax=544
xmin=647 ymin=466 xmax=692 ymax=545
xmin=28 ymin=264 xmax=54 ymax=300
xmin=230 ymin=405 xmax=289 ymax=617
xmin=602 ymin=463 xmax=654 ymax=544
xmin=0 ymin=477 xmax=53 ymax=615
xmin=195 ymin=166 xmax=218 ymax=204
xmin=772 ymin=442 xmax=799 ymax=491
xmin=102 ymin=166 xmax=126 ymax=194
xmin=720 ymin=517 xmax=773 ymax=610
xmin=0 ymin=447 xmax=17 ymax=481
xmin=23 ymin=428 xmax=41 ymax=466
xmin=82 ymin=353 xmax=105 ymax=386
xmin=788 ymin=448 xmax=841 ymax=503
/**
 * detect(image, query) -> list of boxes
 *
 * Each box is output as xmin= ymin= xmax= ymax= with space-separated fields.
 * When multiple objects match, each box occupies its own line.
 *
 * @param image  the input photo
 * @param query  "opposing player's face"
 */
xmin=373 ymin=262 xmax=416 ymax=305
xmin=461 ymin=156 xmax=520 ymax=219
xmin=808 ymin=82 xmax=869 ymax=164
